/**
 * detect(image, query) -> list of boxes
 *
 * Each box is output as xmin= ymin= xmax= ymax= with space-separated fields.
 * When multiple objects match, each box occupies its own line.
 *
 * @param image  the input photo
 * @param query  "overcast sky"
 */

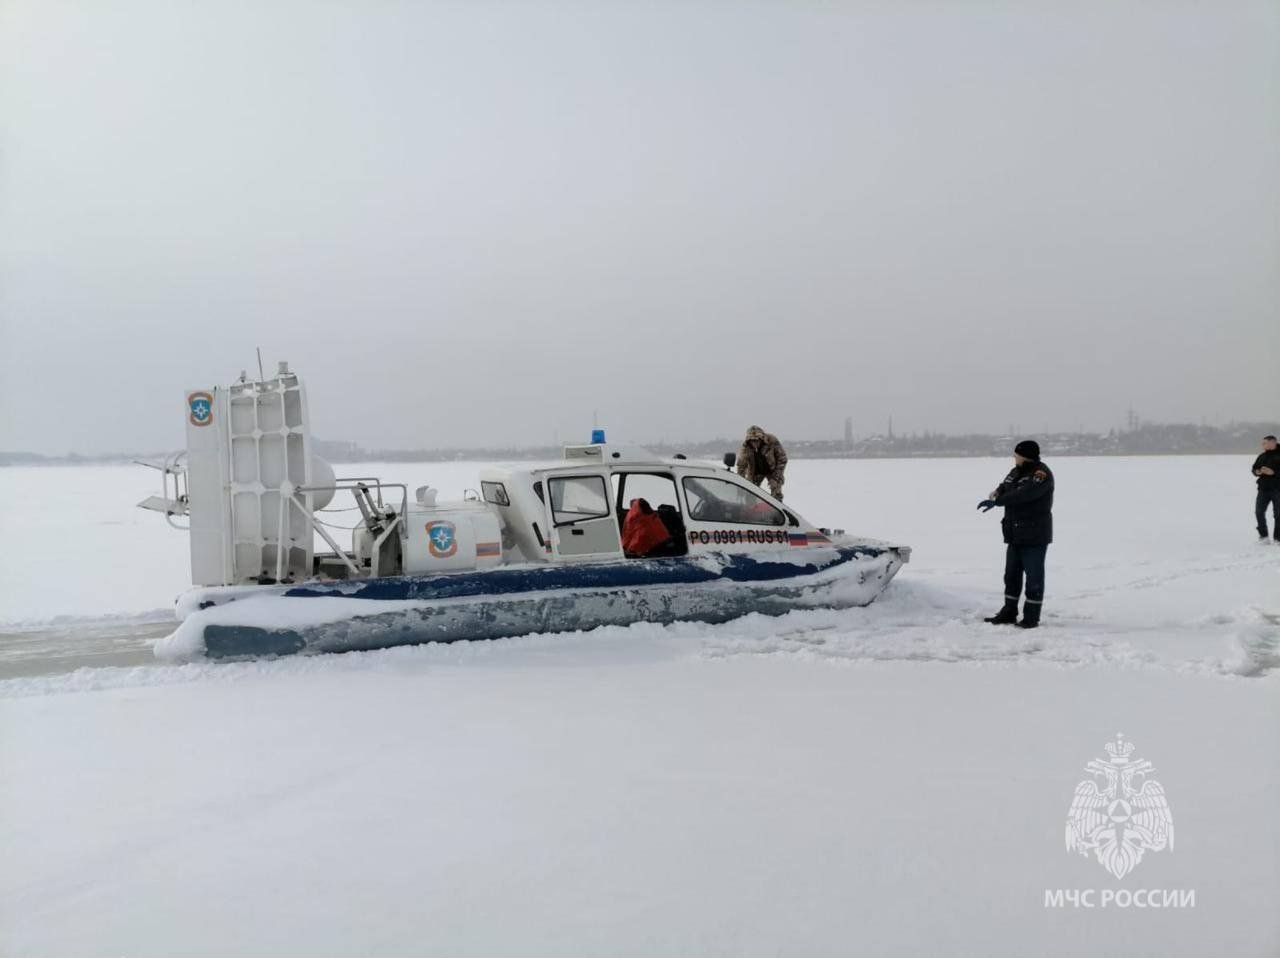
xmin=1 ymin=1 xmax=1276 ymax=454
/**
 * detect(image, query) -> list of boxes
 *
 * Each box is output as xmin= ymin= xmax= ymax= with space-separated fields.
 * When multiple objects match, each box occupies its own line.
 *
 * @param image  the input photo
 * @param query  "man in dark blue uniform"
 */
xmin=1253 ymin=434 xmax=1280 ymax=542
xmin=977 ymin=440 xmax=1054 ymax=629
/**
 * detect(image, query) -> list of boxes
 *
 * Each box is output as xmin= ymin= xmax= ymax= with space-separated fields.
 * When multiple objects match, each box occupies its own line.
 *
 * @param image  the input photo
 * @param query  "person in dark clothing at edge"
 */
xmin=977 ymin=440 xmax=1054 ymax=629
xmin=1252 ymin=434 xmax=1280 ymax=542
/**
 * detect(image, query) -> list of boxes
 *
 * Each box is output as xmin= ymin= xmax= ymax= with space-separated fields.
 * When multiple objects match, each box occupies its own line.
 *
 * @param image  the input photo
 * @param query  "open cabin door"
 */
xmin=545 ymin=472 xmax=622 ymax=559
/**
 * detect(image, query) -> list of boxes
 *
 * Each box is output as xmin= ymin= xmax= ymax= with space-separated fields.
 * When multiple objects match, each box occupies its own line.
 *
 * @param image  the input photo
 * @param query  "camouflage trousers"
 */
xmin=748 ymin=475 xmax=784 ymax=501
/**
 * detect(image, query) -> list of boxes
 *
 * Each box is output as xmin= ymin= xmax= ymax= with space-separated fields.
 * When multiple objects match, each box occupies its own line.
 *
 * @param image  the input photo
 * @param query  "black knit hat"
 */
xmin=1014 ymin=440 xmax=1040 ymax=460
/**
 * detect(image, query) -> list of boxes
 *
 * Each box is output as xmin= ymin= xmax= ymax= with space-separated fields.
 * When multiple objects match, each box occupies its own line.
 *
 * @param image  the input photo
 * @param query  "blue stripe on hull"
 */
xmin=280 ymin=545 xmax=887 ymax=603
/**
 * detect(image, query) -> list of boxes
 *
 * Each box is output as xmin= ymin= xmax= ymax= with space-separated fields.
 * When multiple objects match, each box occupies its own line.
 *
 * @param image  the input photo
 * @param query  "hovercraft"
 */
xmin=139 ymin=363 xmax=910 ymax=661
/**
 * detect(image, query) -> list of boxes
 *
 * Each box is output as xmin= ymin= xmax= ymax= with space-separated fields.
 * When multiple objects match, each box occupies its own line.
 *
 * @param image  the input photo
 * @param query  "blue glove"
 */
xmin=977 ymin=499 xmax=996 ymax=512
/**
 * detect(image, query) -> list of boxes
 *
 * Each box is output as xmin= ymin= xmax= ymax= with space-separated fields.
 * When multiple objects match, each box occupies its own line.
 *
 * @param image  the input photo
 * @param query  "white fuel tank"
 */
xmin=401 ymin=502 xmax=503 ymax=574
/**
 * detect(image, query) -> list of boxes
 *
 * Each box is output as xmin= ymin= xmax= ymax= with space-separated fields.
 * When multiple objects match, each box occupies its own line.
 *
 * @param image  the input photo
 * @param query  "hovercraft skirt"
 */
xmin=162 ymin=545 xmax=906 ymax=661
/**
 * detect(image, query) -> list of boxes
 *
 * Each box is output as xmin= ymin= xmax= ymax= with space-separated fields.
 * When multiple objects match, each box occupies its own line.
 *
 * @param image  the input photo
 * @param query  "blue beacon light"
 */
xmin=591 ymin=428 xmax=606 ymax=444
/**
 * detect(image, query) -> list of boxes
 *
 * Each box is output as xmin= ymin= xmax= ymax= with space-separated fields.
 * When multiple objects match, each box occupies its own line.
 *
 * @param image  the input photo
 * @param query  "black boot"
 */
xmin=1017 ymin=602 xmax=1042 ymax=629
xmin=984 ymin=601 xmax=1019 ymax=625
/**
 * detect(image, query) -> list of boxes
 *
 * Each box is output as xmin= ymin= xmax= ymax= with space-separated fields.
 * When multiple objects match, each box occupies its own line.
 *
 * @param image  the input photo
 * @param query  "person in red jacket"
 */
xmin=622 ymin=498 xmax=672 ymax=558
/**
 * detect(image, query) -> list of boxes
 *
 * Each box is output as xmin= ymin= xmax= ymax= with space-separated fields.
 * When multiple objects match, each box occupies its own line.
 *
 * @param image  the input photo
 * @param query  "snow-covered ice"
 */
xmin=1 ymin=456 xmax=1278 ymax=956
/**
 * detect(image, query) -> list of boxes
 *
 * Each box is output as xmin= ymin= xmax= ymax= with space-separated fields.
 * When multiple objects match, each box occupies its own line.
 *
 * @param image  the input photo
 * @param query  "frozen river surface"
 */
xmin=1 ymin=456 xmax=1277 ymax=957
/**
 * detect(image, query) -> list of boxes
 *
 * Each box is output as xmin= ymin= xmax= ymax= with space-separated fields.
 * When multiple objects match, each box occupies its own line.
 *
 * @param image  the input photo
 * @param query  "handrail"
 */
xmin=164 ymin=451 xmax=189 ymax=531
xmin=297 ymin=481 xmax=409 ymax=540
xmin=328 ymin=476 xmax=393 ymax=509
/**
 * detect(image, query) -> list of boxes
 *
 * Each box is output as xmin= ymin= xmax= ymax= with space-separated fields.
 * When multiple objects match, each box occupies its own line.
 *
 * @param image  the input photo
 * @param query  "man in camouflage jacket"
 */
xmin=737 ymin=425 xmax=788 ymax=500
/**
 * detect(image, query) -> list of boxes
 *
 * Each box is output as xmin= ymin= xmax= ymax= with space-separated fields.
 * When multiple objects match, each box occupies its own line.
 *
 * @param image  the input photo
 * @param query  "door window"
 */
xmin=549 ymin=475 xmax=610 ymax=526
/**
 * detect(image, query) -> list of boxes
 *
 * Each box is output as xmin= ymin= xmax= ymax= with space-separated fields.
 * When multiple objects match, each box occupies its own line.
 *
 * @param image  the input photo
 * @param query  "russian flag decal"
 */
xmin=789 ymin=531 xmax=831 ymax=547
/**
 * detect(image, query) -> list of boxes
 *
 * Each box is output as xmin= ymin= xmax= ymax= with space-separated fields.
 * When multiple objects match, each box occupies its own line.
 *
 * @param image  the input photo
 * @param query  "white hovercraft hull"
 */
xmin=156 ymin=538 xmax=908 ymax=661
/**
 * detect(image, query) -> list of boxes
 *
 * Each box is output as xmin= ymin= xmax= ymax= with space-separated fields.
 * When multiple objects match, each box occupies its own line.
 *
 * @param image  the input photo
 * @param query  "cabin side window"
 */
xmin=481 ymin=481 xmax=509 ymax=507
xmin=682 ymin=476 xmax=786 ymax=526
xmin=548 ymin=475 xmax=610 ymax=526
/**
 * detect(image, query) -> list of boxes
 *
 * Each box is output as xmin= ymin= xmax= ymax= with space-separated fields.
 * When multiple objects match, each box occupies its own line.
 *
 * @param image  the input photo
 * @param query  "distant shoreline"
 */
xmin=0 ymin=448 xmax=1263 ymax=468
xmin=5 ymin=420 xmax=1274 ymax=467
